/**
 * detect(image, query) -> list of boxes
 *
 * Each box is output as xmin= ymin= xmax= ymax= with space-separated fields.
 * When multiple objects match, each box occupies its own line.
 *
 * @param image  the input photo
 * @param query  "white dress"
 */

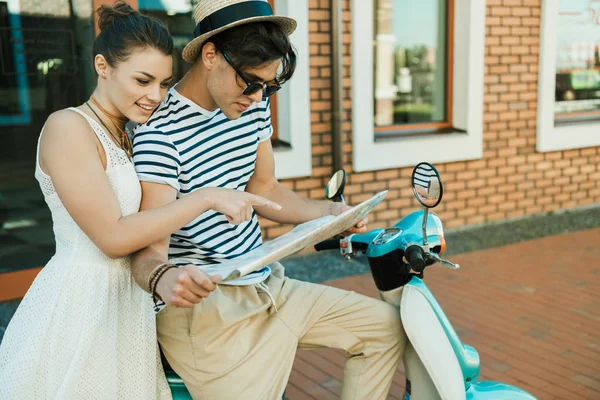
xmin=0 ymin=108 xmax=171 ymax=400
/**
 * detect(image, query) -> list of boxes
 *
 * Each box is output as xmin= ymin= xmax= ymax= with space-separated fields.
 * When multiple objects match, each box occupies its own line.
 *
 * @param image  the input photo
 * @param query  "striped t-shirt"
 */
xmin=132 ymin=86 xmax=273 ymax=282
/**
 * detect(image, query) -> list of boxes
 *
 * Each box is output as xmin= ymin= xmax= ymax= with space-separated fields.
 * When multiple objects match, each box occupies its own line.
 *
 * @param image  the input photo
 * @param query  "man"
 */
xmin=131 ymin=1 xmax=405 ymax=398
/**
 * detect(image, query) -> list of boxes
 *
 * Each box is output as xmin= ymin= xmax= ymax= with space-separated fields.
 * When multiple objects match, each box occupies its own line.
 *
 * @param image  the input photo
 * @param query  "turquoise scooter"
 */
xmin=314 ymin=162 xmax=537 ymax=400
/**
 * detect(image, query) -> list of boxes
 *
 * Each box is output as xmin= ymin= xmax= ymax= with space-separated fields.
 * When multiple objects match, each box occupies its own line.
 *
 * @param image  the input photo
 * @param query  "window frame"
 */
xmin=372 ymin=0 xmax=455 ymax=138
xmin=537 ymin=0 xmax=600 ymax=152
xmin=267 ymin=0 xmax=280 ymax=141
xmin=0 ymin=0 xmax=114 ymax=300
xmin=351 ymin=0 xmax=485 ymax=172
xmin=271 ymin=0 xmax=312 ymax=179
xmin=0 ymin=0 xmax=31 ymax=125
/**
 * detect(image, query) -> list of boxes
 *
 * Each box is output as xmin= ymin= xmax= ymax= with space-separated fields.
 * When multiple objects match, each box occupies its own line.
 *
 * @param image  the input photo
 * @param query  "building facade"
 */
xmin=260 ymin=0 xmax=600 ymax=238
xmin=1 ymin=0 xmax=599 ymax=300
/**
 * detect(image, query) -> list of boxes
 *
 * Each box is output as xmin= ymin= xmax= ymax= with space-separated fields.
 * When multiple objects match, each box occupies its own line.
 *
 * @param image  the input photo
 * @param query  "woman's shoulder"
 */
xmin=41 ymin=107 xmax=98 ymax=151
xmin=46 ymin=107 xmax=89 ymax=126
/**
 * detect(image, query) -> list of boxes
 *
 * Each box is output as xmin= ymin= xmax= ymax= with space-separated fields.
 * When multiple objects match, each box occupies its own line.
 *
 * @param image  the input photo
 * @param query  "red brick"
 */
xmin=511 ymin=26 xmax=531 ymax=35
xmin=512 ymin=7 xmax=531 ymax=16
xmin=522 ymin=17 xmax=540 ymax=26
xmin=502 ymin=17 xmax=521 ymax=26
xmin=491 ymin=26 xmax=511 ymax=35
xmin=487 ymin=16 xmax=502 ymax=26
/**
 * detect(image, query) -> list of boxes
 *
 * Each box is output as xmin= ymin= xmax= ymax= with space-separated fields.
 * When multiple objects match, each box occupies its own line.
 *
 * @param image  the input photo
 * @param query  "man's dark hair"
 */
xmin=206 ymin=22 xmax=296 ymax=84
xmin=93 ymin=1 xmax=173 ymax=69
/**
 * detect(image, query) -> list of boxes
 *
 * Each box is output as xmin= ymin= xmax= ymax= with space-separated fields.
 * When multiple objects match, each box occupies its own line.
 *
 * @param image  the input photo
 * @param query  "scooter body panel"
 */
xmin=403 ymin=341 xmax=442 ymax=400
xmin=401 ymin=283 xmax=466 ymax=400
xmin=365 ymin=211 xmax=444 ymax=258
xmin=351 ymin=228 xmax=382 ymax=247
xmin=407 ymin=277 xmax=481 ymax=388
xmin=466 ymin=381 xmax=537 ymax=399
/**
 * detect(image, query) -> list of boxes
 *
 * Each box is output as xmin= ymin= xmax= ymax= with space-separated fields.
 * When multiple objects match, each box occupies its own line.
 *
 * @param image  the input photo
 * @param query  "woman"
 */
xmin=0 ymin=2 xmax=278 ymax=399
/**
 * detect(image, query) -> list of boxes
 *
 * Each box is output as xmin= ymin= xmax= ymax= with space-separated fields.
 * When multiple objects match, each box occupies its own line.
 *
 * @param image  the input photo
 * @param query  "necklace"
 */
xmin=86 ymin=96 xmax=133 ymax=158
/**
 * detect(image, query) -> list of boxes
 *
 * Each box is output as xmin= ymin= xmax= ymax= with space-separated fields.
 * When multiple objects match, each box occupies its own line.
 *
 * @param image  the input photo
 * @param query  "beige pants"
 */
xmin=157 ymin=263 xmax=406 ymax=400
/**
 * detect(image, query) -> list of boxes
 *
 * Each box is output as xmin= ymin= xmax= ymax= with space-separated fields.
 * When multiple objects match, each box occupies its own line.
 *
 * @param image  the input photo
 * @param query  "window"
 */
xmin=0 ymin=0 xmax=96 ymax=279
xmin=537 ymin=0 xmax=600 ymax=152
xmin=137 ymin=0 xmax=192 ymax=85
xmin=554 ymin=0 xmax=600 ymax=124
xmin=373 ymin=0 xmax=454 ymax=137
xmin=352 ymin=0 xmax=485 ymax=172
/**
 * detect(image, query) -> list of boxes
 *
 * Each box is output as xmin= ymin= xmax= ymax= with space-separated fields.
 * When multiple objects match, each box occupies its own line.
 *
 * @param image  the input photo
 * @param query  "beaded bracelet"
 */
xmin=149 ymin=263 xmax=177 ymax=312
xmin=147 ymin=263 xmax=164 ymax=292
xmin=147 ymin=262 xmax=169 ymax=292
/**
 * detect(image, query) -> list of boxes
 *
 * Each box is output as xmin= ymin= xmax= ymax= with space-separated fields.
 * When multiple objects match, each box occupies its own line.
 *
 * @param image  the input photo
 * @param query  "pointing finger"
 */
xmin=250 ymin=195 xmax=282 ymax=211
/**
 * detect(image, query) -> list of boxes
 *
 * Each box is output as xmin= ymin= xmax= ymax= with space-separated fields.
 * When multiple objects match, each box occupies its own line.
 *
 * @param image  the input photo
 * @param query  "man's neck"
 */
xmin=176 ymin=66 xmax=218 ymax=112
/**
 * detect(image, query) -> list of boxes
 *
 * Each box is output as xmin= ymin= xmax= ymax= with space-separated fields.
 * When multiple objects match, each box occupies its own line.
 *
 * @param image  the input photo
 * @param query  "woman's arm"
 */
xmin=130 ymin=181 xmax=220 ymax=307
xmin=40 ymin=110 xmax=278 ymax=259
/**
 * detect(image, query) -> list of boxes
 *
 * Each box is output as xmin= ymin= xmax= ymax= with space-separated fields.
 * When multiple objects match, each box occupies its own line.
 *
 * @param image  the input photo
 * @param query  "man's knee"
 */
xmin=371 ymin=298 xmax=405 ymax=345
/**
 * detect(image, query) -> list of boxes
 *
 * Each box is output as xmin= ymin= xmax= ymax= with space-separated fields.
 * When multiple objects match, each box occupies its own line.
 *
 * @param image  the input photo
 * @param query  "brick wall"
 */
xmin=259 ymin=0 xmax=600 ymax=239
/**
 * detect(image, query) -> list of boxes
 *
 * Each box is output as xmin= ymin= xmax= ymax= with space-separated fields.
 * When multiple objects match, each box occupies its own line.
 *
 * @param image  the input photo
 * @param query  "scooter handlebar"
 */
xmin=314 ymin=239 xmax=341 ymax=251
xmin=405 ymin=245 xmax=426 ymax=272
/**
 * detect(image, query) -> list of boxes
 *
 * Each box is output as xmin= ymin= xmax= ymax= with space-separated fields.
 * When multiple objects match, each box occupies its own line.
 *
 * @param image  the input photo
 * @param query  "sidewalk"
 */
xmin=284 ymin=228 xmax=600 ymax=400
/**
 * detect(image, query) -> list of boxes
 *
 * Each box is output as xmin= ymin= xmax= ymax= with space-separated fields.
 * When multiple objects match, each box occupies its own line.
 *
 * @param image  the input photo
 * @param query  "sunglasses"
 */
xmin=222 ymin=52 xmax=281 ymax=98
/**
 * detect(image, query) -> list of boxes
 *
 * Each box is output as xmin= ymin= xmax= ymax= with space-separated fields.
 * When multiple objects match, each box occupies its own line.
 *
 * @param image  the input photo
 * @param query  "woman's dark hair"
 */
xmin=93 ymin=1 xmax=173 ymax=69
xmin=207 ymin=22 xmax=296 ymax=84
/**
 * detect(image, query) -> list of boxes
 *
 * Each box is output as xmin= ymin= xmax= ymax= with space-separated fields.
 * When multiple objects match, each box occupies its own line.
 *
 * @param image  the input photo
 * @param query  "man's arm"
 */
xmin=246 ymin=139 xmax=331 ymax=223
xmin=131 ymin=181 xmax=220 ymax=308
xmin=246 ymin=140 xmax=366 ymax=233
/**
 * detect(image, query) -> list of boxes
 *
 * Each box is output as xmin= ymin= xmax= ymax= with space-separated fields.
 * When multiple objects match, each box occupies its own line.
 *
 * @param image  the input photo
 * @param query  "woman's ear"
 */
xmin=94 ymin=54 xmax=109 ymax=79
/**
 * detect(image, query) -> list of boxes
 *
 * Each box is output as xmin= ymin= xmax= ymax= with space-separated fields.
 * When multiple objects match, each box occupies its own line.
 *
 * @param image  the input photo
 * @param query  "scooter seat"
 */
xmin=161 ymin=351 xmax=193 ymax=399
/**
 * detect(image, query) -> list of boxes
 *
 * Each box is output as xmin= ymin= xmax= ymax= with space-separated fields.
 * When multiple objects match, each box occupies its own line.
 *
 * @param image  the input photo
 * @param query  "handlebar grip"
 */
xmin=405 ymin=246 xmax=426 ymax=272
xmin=314 ymin=239 xmax=340 ymax=251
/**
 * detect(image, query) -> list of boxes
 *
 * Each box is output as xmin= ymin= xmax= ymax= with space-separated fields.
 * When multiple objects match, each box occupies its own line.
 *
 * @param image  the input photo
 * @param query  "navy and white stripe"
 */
xmin=133 ymin=87 xmax=272 ymax=268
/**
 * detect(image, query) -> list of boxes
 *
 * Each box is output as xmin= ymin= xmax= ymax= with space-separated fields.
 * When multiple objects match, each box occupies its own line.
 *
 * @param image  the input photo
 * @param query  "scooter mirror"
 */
xmin=411 ymin=162 xmax=443 ymax=208
xmin=325 ymin=169 xmax=347 ymax=201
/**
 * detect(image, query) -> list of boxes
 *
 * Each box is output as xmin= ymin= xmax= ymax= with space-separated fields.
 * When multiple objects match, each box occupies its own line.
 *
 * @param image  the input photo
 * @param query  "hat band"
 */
xmin=194 ymin=1 xmax=273 ymax=38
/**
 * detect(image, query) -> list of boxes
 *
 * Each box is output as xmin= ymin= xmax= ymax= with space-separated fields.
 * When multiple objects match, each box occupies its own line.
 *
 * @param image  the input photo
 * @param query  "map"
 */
xmin=207 ymin=191 xmax=388 ymax=282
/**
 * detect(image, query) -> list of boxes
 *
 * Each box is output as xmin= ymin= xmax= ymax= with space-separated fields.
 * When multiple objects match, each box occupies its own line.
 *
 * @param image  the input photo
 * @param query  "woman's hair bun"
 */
xmin=97 ymin=1 xmax=139 ymax=32
xmin=92 ymin=0 xmax=172 ymax=68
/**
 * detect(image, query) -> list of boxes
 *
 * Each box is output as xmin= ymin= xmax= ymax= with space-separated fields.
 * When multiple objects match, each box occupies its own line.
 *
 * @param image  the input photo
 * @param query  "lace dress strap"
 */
xmin=67 ymin=107 xmax=117 ymax=168
xmin=35 ymin=107 xmax=116 ymax=195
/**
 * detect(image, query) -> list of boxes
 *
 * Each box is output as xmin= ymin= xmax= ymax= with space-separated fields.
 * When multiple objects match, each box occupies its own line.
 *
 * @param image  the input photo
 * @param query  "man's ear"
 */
xmin=201 ymin=42 xmax=219 ymax=71
xmin=94 ymin=54 xmax=109 ymax=79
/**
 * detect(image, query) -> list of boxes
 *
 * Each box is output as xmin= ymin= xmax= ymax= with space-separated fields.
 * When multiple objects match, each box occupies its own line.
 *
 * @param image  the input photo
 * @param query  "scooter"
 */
xmin=313 ymin=162 xmax=537 ymax=400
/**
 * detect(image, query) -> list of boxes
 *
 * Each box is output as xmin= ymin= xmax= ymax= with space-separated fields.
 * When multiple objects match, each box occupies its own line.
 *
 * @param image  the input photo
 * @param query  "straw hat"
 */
xmin=182 ymin=0 xmax=297 ymax=63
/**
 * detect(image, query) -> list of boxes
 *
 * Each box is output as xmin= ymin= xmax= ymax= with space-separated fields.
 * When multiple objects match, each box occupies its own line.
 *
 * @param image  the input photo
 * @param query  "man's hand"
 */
xmin=204 ymin=188 xmax=282 ymax=225
xmin=155 ymin=265 xmax=222 ymax=308
xmin=329 ymin=202 xmax=368 ymax=235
